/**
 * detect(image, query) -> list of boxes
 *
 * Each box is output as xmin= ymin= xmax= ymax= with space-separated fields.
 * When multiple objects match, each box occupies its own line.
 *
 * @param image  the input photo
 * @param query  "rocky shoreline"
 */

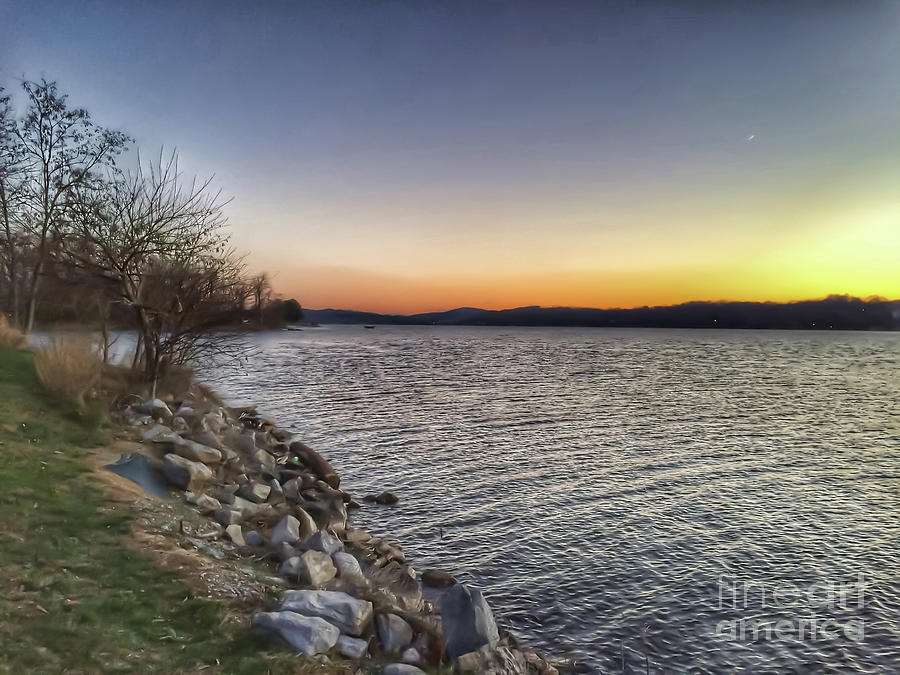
xmin=116 ymin=389 xmax=560 ymax=674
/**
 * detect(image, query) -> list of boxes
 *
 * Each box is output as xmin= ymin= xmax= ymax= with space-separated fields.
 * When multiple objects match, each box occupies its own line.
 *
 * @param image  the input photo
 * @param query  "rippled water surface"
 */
xmin=205 ymin=326 xmax=900 ymax=673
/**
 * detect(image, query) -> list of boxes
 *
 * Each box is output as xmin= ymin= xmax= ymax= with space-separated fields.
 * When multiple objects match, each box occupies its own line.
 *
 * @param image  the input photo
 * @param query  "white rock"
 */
xmin=225 ymin=524 xmax=245 ymax=546
xmin=162 ymin=453 xmax=213 ymax=491
xmin=251 ymin=611 xmax=339 ymax=655
xmin=280 ymin=590 xmax=373 ymax=636
xmin=401 ymin=647 xmax=421 ymax=664
xmin=295 ymin=507 xmax=319 ymax=538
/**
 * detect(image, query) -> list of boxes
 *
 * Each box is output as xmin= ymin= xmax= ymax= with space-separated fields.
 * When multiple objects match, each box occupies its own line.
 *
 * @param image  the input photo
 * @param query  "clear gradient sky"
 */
xmin=3 ymin=1 xmax=900 ymax=313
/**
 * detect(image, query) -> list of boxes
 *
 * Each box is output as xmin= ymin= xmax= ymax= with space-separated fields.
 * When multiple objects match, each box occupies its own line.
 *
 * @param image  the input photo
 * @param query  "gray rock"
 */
xmin=268 ymin=478 xmax=284 ymax=502
xmin=219 ymin=484 xmax=239 ymax=504
xmin=382 ymin=665 xmax=425 ymax=675
xmin=401 ymin=647 xmax=421 ymax=665
xmin=283 ymin=478 xmax=302 ymax=502
xmin=251 ymin=611 xmax=340 ymax=655
xmin=237 ymin=430 xmax=256 ymax=453
xmin=271 ymin=515 xmax=301 ymax=546
xmin=175 ymin=405 xmax=197 ymax=420
xmin=365 ymin=491 xmax=399 ymax=505
xmin=141 ymin=423 xmax=173 ymax=442
xmin=189 ymin=430 xmax=222 ymax=450
xmin=280 ymin=589 xmax=373 ymax=636
xmin=332 ymin=552 xmax=363 ymax=579
xmin=237 ymin=482 xmax=271 ymax=503
xmin=138 ymin=398 xmax=172 ymax=420
xmin=194 ymin=494 xmax=221 ymax=514
xmin=336 ymin=634 xmax=369 ymax=659
xmin=162 ymin=453 xmax=214 ymax=491
xmin=279 ymin=550 xmax=337 ymax=586
xmin=255 ymin=449 xmax=278 ymax=478
xmin=172 ymin=437 xmax=222 ymax=464
xmin=440 ymin=584 xmax=500 ymax=660
xmin=214 ymin=508 xmax=242 ymax=526
xmin=170 ymin=416 xmax=190 ymax=435
xmin=244 ymin=530 xmax=264 ymax=547
xmin=377 ymin=613 xmax=413 ymax=653
xmin=303 ymin=530 xmax=343 ymax=555
xmin=225 ymin=524 xmax=245 ymax=546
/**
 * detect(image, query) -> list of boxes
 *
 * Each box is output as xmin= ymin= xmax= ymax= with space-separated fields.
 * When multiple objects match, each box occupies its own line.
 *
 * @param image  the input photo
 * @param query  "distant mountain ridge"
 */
xmin=303 ymin=296 xmax=900 ymax=331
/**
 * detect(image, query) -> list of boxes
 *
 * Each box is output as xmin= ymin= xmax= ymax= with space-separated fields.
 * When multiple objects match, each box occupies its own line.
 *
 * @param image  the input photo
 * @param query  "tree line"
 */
xmin=0 ymin=78 xmax=302 ymax=386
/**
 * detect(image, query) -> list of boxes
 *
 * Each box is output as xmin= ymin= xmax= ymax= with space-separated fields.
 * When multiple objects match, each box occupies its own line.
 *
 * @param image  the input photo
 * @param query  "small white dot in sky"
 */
xmin=746 ymin=134 xmax=757 ymax=141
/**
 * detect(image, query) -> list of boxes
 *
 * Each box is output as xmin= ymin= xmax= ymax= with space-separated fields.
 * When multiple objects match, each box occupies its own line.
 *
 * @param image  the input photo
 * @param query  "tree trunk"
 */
xmin=24 ymin=258 xmax=43 ymax=334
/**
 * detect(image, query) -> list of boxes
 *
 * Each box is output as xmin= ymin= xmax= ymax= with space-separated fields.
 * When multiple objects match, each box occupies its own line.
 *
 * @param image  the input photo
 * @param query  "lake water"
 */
xmin=205 ymin=326 xmax=900 ymax=673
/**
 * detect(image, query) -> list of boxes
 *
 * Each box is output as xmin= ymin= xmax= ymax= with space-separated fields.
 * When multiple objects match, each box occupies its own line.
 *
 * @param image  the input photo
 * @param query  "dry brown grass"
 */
xmin=33 ymin=335 xmax=102 ymax=409
xmin=0 ymin=315 xmax=26 ymax=349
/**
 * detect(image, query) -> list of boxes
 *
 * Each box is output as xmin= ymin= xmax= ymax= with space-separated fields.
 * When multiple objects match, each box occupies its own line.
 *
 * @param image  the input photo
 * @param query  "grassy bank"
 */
xmin=0 ymin=348 xmax=324 ymax=674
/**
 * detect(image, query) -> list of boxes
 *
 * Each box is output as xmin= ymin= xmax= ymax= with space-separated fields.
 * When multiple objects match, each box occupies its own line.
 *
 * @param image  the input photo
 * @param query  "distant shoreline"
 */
xmin=303 ymin=295 xmax=899 ymax=331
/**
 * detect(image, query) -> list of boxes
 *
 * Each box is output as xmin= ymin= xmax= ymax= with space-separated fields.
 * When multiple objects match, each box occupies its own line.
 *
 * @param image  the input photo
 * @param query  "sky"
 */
xmin=3 ymin=0 xmax=900 ymax=313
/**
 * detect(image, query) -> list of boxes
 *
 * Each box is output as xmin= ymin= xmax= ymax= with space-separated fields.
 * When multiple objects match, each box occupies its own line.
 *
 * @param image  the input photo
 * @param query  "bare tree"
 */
xmin=0 ymin=86 xmax=26 ymax=323
xmin=15 ymin=79 xmax=128 ymax=332
xmin=66 ymin=149 xmax=249 ymax=393
xmin=251 ymin=272 xmax=272 ymax=325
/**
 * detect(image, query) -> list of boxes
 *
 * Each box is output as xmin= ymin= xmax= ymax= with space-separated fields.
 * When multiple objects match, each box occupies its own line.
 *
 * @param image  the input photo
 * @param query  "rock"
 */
xmin=137 ymin=398 xmax=172 ymax=420
xmin=244 ymin=530 xmax=264 ymax=547
xmin=303 ymin=530 xmax=343 ymax=555
xmin=189 ymin=430 xmax=222 ymax=450
xmin=382 ymin=665 xmax=425 ymax=675
xmin=170 ymin=416 xmax=190 ymax=435
xmin=332 ymin=552 xmax=363 ymax=579
xmin=194 ymin=494 xmax=221 ymax=514
xmin=283 ymin=478 xmax=302 ymax=502
xmin=290 ymin=441 xmax=340 ymax=489
xmin=376 ymin=613 xmax=413 ymax=653
xmin=162 ymin=453 xmax=213 ymax=491
xmin=141 ymin=424 xmax=173 ymax=442
xmin=271 ymin=427 xmax=293 ymax=442
xmin=251 ymin=611 xmax=340 ymax=655
xmin=401 ymin=647 xmax=421 ymax=664
xmin=225 ymin=524 xmax=245 ymax=546
xmin=294 ymin=507 xmax=319 ymax=539
xmin=254 ymin=449 xmax=278 ymax=478
xmin=237 ymin=482 xmax=271 ymax=503
xmin=422 ymin=569 xmax=457 ymax=588
xmin=280 ymin=590 xmax=373 ymax=636
xmin=268 ymin=478 xmax=284 ymax=502
xmin=303 ymin=499 xmax=347 ymax=534
xmin=214 ymin=508 xmax=242 ymax=526
xmin=175 ymin=405 xmax=197 ymax=420
xmin=365 ymin=491 xmax=399 ymax=505
xmin=172 ymin=437 xmax=222 ymax=464
xmin=336 ymin=634 xmax=369 ymax=659
xmin=280 ymin=550 xmax=337 ymax=586
xmin=201 ymin=412 xmax=227 ymax=433
xmin=219 ymin=484 xmax=239 ymax=504
xmin=441 ymin=584 xmax=500 ymax=660
xmin=237 ymin=430 xmax=256 ymax=453
xmin=271 ymin=515 xmax=301 ymax=546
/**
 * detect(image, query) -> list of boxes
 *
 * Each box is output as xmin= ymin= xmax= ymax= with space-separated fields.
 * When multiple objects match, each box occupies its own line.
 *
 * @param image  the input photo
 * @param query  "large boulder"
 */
xmin=237 ymin=482 xmax=271 ymax=503
xmin=251 ymin=611 xmax=339 ymax=655
xmin=332 ymin=552 xmax=363 ymax=580
xmin=162 ymin=453 xmax=213 ymax=491
xmin=172 ymin=437 xmax=221 ymax=464
xmin=280 ymin=590 xmax=373 ymax=636
xmin=279 ymin=550 xmax=337 ymax=586
xmin=440 ymin=584 xmax=500 ymax=660
xmin=271 ymin=515 xmax=301 ymax=546
xmin=303 ymin=530 xmax=343 ymax=555
xmin=377 ymin=613 xmax=413 ymax=653
xmin=141 ymin=424 xmax=173 ymax=442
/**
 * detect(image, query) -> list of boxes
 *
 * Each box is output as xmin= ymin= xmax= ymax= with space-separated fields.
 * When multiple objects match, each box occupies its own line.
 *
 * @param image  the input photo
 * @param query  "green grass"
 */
xmin=0 ymin=348 xmax=340 ymax=674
